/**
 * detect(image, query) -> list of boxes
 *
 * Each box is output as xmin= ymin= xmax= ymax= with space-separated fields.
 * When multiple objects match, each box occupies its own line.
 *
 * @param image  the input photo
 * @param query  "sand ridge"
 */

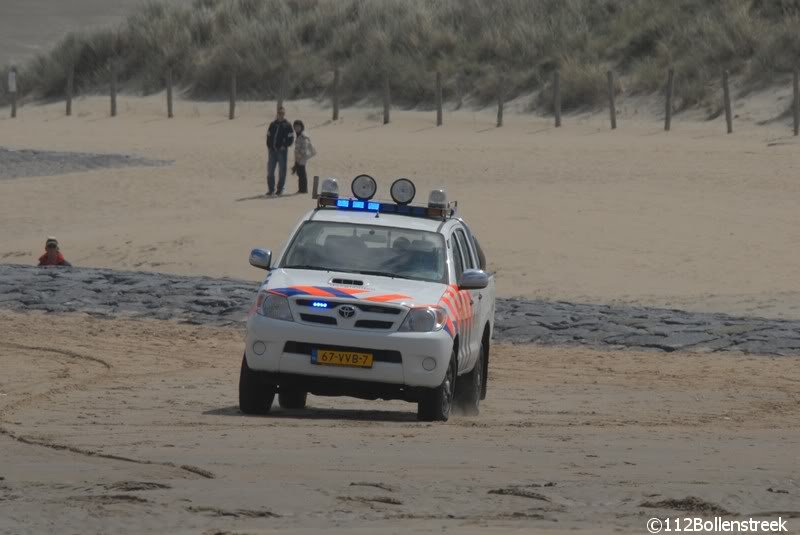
xmin=2 ymin=263 xmax=800 ymax=355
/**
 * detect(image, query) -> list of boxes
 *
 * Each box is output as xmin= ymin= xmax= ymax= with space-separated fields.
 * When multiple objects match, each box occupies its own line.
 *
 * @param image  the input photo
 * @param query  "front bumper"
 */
xmin=245 ymin=314 xmax=453 ymax=389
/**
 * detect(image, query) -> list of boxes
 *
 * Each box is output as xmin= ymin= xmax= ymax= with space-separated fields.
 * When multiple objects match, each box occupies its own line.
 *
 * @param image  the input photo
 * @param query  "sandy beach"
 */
xmin=2 ymin=94 xmax=800 ymax=533
xmin=3 ymin=0 xmax=800 ymax=532
xmin=1 ymin=311 xmax=798 ymax=534
xmin=2 ymin=95 xmax=800 ymax=319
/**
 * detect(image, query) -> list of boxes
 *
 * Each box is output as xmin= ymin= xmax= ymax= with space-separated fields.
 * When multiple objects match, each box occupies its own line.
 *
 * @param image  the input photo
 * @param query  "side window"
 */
xmin=454 ymin=229 xmax=477 ymax=270
xmin=451 ymin=236 xmax=465 ymax=281
xmin=472 ymin=235 xmax=486 ymax=270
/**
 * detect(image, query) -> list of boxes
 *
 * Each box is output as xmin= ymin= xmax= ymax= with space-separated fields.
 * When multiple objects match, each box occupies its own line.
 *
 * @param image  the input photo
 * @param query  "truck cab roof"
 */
xmin=305 ymin=206 xmax=459 ymax=234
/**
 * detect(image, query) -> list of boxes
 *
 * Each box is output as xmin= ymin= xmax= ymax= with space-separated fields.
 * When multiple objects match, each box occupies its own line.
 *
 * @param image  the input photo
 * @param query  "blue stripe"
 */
xmin=315 ymin=286 xmax=357 ymax=299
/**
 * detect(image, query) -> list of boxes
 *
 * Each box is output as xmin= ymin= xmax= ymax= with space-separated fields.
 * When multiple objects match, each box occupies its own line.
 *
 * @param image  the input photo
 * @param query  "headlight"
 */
xmin=256 ymin=291 xmax=294 ymax=321
xmin=399 ymin=306 xmax=447 ymax=332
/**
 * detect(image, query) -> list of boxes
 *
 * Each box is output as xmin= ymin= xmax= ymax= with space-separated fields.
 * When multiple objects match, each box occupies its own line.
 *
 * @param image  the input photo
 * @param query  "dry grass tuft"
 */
xmin=3 ymin=0 xmax=800 ymax=112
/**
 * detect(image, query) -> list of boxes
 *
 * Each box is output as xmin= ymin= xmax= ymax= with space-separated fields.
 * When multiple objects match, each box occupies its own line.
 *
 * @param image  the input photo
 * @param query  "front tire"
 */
xmin=238 ymin=354 xmax=275 ymax=415
xmin=417 ymin=351 xmax=456 ymax=422
xmin=455 ymin=343 xmax=484 ymax=416
xmin=278 ymin=389 xmax=308 ymax=409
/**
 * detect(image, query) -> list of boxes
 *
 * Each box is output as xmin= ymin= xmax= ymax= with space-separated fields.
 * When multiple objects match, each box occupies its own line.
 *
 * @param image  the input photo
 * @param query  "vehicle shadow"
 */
xmin=204 ymin=405 xmax=418 ymax=422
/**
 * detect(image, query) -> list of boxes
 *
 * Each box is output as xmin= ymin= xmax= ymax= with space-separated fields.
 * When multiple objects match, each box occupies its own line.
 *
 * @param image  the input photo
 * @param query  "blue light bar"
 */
xmin=311 ymin=301 xmax=329 ymax=308
xmin=330 ymin=198 xmax=452 ymax=220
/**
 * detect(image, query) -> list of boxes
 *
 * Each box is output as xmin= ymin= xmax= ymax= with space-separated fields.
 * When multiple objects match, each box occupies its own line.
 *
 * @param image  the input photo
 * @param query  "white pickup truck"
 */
xmin=240 ymin=175 xmax=495 ymax=421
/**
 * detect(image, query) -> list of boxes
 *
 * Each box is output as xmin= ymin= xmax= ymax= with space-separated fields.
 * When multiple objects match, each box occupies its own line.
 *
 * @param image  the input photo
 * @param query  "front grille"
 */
xmin=354 ymin=320 xmax=394 ymax=329
xmin=298 ymin=314 xmax=337 ymax=325
xmin=296 ymin=299 xmax=335 ymax=308
xmin=354 ymin=303 xmax=402 ymax=315
xmin=295 ymin=299 xmax=401 ymax=316
xmin=291 ymin=296 xmax=404 ymax=331
xmin=283 ymin=341 xmax=402 ymax=364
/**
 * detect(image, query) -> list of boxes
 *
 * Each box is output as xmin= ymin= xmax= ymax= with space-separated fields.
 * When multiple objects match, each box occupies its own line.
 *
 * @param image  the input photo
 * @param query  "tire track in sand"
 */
xmin=0 ymin=341 xmax=215 ymax=480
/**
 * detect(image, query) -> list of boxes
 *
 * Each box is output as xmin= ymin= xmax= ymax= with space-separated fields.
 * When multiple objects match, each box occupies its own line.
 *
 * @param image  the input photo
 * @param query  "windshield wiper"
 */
xmin=353 ymin=270 xmax=414 ymax=280
xmin=282 ymin=265 xmax=330 ymax=271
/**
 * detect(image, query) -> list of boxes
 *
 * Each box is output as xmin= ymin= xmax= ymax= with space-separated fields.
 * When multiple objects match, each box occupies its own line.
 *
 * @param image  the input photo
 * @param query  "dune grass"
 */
xmin=2 ymin=0 xmax=800 ymax=114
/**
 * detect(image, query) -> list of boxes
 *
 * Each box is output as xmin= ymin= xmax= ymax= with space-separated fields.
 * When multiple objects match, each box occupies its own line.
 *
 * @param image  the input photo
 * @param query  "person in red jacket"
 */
xmin=38 ymin=237 xmax=71 ymax=267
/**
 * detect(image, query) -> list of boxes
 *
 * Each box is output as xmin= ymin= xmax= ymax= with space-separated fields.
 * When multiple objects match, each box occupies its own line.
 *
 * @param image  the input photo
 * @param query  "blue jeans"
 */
xmin=267 ymin=148 xmax=288 ymax=193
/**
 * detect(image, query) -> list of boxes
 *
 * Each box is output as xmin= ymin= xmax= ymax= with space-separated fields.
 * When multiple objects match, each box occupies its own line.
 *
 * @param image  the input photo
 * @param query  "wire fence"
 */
xmin=4 ymin=65 xmax=800 ymax=136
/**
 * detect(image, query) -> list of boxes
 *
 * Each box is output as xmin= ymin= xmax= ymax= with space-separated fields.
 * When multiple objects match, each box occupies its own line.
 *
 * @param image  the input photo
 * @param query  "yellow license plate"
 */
xmin=312 ymin=349 xmax=374 ymax=368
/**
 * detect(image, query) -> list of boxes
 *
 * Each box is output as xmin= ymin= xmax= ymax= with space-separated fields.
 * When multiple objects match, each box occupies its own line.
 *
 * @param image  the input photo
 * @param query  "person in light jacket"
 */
xmin=291 ymin=119 xmax=316 ymax=194
xmin=265 ymin=106 xmax=294 ymax=196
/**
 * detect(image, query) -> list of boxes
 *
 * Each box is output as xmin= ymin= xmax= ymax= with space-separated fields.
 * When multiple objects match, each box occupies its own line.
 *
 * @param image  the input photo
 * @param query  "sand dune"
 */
xmin=1 ymin=95 xmax=799 ymax=319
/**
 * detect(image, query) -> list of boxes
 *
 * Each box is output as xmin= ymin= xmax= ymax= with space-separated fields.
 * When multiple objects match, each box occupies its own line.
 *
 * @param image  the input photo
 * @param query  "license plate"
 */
xmin=311 ymin=349 xmax=373 ymax=368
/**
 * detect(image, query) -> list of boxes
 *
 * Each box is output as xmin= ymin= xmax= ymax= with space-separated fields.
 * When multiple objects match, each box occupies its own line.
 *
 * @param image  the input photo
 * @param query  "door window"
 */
xmin=454 ymin=229 xmax=477 ymax=270
xmin=452 ymin=235 xmax=465 ymax=281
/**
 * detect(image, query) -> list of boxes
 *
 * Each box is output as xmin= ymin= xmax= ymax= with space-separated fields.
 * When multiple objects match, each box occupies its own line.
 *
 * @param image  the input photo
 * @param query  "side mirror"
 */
xmin=458 ymin=269 xmax=489 ymax=290
xmin=249 ymin=248 xmax=272 ymax=270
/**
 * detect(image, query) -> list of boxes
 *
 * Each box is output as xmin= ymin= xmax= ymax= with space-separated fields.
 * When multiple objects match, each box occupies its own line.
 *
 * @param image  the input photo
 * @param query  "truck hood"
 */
xmin=262 ymin=268 xmax=449 ymax=307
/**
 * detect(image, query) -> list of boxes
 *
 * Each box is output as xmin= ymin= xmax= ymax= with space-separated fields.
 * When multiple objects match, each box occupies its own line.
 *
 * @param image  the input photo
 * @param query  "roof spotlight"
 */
xmin=319 ymin=177 xmax=339 ymax=199
xmin=351 ymin=174 xmax=377 ymax=201
xmin=390 ymin=178 xmax=416 ymax=205
xmin=428 ymin=189 xmax=447 ymax=209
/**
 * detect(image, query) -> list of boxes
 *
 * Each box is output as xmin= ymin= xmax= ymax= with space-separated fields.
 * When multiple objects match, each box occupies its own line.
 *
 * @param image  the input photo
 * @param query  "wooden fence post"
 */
xmin=435 ymin=71 xmax=443 ymax=126
xmin=793 ymin=69 xmax=799 ymax=137
xmin=110 ymin=60 xmax=117 ymax=117
xmin=166 ymin=68 xmax=173 ymax=118
xmin=496 ymin=85 xmax=504 ymax=128
xmin=553 ymin=70 xmax=561 ymax=127
xmin=229 ymin=72 xmax=236 ymax=120
xmin=723 ymin=70 xmax=733 ymax=134
xmin=665 ymin=68 xmax=674 ymax=131
xmin=277 ymin=78 xmax=285 ymax=112
xmin=332 ymin=67 xmax=340 ymax=121
xmin=607 ymin=70 xmax=617 ymax=129
xmin=65 ymin=66 xmax=74 ymax=116
xmin=383 ymin=75 xmax=390 ymax=125
xmin=312 ymin=175 xmax=320 ymax=199
xmin=8 ymin=67 xmax=17 ymax=118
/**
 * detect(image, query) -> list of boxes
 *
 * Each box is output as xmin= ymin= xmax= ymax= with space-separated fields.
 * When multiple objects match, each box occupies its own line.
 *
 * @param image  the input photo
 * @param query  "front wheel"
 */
xmin=239 ymin=354 xmax=275 ymax=415
xmin=455 ymin=343 xmax=483 ymax=416
xmin=417 ymin=351 xmax=456 ymax=422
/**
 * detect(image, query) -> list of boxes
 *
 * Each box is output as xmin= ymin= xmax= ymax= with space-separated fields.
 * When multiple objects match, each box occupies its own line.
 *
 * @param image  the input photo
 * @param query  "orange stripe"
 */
xmin=364 ymin=293 xmax=412 ymax=303
xmin=445 ymin=286 xmax=459 ymax=300
xmin=456 ymin=291 xmax=466 ymax=316
xmin=336 ymin=288 xmax=370 ymax=295
xmin=446 ymin=317 xmax=455 ymax=334
xmin=293 ymin=286 xmax=336 ymax=297
xmin=440 ymin=295 xmax=458 ymax=319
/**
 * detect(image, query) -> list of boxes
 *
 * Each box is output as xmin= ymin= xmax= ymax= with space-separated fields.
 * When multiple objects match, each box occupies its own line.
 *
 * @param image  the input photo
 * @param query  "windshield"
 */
xmin=280 ymin=221 xmax=447 ymax=284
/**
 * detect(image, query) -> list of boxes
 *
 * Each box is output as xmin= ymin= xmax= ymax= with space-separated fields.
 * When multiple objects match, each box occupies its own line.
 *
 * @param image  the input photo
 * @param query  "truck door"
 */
xmin=452 ymin=228 xmax=480 ymax=372
xmin=449 ymin=233 xmax=468 ymax=371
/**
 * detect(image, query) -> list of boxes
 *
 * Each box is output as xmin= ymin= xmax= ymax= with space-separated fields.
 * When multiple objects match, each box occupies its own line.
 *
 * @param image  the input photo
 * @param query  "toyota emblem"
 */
xmin=338 ymin=305 xmax=356 ymax=319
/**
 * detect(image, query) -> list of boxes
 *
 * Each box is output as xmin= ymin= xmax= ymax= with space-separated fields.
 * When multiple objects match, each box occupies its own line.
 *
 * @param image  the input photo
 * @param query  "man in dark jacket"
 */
xmin=266 ymin=106 xmax=294 ymax=196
